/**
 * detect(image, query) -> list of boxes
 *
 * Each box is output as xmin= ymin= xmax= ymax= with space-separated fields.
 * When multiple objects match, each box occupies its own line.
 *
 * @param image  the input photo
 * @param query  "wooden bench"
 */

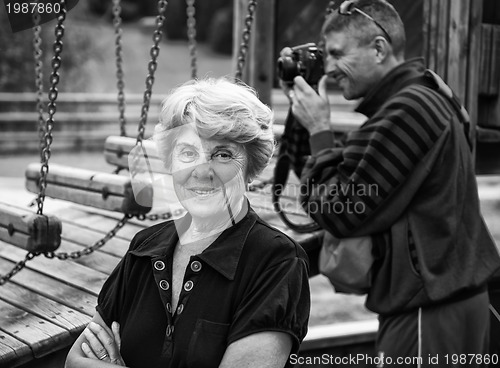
xmin=0 ymin=152 xmax=380 ymax=368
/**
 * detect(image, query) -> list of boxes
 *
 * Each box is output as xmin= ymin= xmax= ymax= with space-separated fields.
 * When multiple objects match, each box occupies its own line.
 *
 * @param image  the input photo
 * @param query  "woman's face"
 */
xmin=171 ymin=125 xmax=248 ymax=222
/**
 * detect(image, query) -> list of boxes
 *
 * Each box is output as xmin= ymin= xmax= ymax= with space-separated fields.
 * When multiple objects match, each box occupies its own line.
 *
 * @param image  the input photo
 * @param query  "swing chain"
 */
xmin=37 ymin=0 xmax=67 ymax=216
xmin=235 ymin=0 xmax=257 ymax=80
xmin=112 ymin=0 xmax=127 ymax=137
xmin=33 ymin=9 xmax=46 ymax=159
xmin=137 ymin=0 xmax=168 ymax=144
xmin=44 ymin=214 xmax=131 ymax=260
xmin=186 ymin=0 xmax=197 ymax=79
xmin=0 ymin=252 xmax=39 ymax=286
xmin=0 ymin=214 xmax=130 ymax=284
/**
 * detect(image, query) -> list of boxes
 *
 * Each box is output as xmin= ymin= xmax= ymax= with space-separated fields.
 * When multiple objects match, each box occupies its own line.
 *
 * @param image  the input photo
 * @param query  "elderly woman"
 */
xmin=65 ymin=78 xmax=310 ymax=368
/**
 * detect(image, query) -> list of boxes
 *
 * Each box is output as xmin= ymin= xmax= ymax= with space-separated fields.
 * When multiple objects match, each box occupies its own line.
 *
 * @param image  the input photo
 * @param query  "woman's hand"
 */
xmin=81 ymin=321 xmax=126 ymax=366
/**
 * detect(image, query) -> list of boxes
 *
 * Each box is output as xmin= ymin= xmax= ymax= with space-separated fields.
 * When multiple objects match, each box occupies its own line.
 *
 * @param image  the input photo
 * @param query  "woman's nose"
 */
xmin=191 ymin=161 xmax=214 ymax=180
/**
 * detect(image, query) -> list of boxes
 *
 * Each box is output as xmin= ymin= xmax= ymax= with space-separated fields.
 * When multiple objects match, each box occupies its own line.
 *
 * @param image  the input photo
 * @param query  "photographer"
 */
xmin=281 ymin=0 xmax=500 ymax=365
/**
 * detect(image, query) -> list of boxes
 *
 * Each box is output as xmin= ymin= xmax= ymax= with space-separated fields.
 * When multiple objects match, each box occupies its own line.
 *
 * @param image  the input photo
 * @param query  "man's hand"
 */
xmin=289 ymin=75 xmax=331 ymax=135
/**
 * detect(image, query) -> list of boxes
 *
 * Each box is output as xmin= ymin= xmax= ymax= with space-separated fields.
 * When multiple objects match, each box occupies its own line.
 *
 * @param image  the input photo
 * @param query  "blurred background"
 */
xmin=0 ymin=0 xmax=499 ymax=329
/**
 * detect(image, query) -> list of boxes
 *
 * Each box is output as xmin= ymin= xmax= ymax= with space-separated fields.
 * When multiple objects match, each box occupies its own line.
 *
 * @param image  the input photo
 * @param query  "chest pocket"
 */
xmin=187 ymin=319 xmax=230 ymax=368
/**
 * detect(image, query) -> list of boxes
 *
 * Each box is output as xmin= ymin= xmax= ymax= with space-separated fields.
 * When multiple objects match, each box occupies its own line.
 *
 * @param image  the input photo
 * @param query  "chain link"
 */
xmin=112 ymin=0 xmax=127 ymax=137
xmin=234 ymin=0 xmax=257 ymax=80
xmin=33 ymin=7 xmax=46 ymax=161
xmin=186 ymin=0 xmax=197 ymax=79
xmin=136 ymin=0 xmax=168 ymax=144
xmin=37 ymin=0 xmax=67 ymax=216
xmin=43 ymin=214 xmax=130 ymax=260
xmin=0 ymin=252 xmax=40 ymax=286
xmin=0 ymin=215 xmax=130 ymax=285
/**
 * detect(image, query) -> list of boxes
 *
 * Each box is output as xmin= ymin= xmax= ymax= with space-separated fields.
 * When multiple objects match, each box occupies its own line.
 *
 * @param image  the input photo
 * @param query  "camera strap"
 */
xmin=402 ymin=69 xmax=473 ymax=150
xmin=272 ymin=107 xmax=322 ymax=233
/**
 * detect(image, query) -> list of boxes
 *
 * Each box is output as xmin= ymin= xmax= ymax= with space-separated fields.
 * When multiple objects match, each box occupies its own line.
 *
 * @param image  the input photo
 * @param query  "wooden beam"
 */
xmin=25 ymin=163 xmax=153 ymax=215
xmin=232 ymin=0 xmax=276 ymax=106
xmin=248 ymin=0 xmax=275 ymax=106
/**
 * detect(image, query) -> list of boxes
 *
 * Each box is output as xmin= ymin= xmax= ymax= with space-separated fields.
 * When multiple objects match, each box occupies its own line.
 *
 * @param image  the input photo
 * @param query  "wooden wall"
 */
xmin=423 ymin=0 xmax=482 ymax=148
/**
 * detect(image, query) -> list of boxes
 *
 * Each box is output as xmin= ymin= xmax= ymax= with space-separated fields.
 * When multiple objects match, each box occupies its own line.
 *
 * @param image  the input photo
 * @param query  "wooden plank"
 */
xmin=436 ymin=0 xmax=450 ymax=79
xmin=0 ymin=282 xmax=90 ymax=334
xmin=103 ymin=136 xmax=167 ymax=173
xmin=422 ymin=0 xmax=431 ymax=70
xmin=25 ymin=179 xmax=152 ymax=215
xmin=0 ymin=92 xmax=164 ymax=105
xmin=248 ymin=0 xmax=275 ymax=105
xmin=479 ymin=24 xmax=493 ymax=96
xmin=0 ymin=330 xmax=32 ymax=367
xmin=0 ymin=299 xmax=71 ymax=359
xmin=490 ymin=26 xmax=500 ymax=96
xmin=300 ymin=319 xmax=378 ymax=351
xmin=55 ymin=207 xmax=147 ymax=240
xmin=25 ymin=163 xmax=139 ymax=196
xmin=466 ymin=0 xmax=482 ymax=158
xmin=447 ymin=0 xmax=470 ymax=102
xmin=0 ymin=257 xmax=97 ymax=317
xmin=0 ymin=242 xmax=107 ymax=296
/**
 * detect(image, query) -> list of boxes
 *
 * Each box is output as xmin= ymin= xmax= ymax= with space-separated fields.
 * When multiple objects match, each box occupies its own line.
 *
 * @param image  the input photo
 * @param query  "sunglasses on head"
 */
xmin=329 ymin=0 xmax=393 ymax=44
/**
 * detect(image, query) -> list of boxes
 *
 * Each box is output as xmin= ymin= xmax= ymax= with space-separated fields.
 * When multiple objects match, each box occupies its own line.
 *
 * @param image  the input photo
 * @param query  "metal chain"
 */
xmin=234 ymin=0 xmax=257 ymax=80
xmin=44 ymin=214 xmax=130 ymax=260
xmin=0 ymin=214 xmax=130 ymax=285
xmin=112 ymin=0 xmax=127 ymax=137
xmin=0 ymin=252 xmax=39 ymax=286
xmin=138 ymin=208 xmax=186 ymax=221
xmin=33 ymin=7 xmax=46 ymax=161
xmin=186 ymin=0 xmax=197 ymax=79
xmin=136 ymin=0 xmax=168 ymax=144
xmin=37 ymin=0 xmax=67 ymax=216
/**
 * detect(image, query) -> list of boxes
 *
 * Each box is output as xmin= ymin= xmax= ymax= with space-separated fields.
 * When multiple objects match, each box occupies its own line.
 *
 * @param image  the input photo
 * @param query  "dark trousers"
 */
xmin=376 ymin=290 xmax=490 ymax=368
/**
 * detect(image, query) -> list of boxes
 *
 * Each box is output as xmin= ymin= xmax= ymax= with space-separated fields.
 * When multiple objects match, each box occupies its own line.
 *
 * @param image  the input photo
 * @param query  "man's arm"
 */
xmin=300 ymin=86 xmax=450 ymax=237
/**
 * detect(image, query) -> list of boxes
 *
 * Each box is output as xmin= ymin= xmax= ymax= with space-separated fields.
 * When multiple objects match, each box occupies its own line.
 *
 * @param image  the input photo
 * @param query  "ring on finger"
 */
xmin=99 ymin=353 xmax=109 ymax=360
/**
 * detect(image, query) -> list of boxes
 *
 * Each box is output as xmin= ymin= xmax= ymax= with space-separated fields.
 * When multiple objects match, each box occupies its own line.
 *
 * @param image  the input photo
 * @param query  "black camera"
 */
xmin=277 ymin=43 xmax=324 ymax=87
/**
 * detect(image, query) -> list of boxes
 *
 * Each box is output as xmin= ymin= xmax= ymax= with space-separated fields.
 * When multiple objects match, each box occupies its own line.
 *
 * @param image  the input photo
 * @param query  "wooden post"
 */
xmin=423 ymin=0 xmax=482 ymax=154
xmin=248 ymin=0 xmax=275 ymax=106
xmin=232 ymin=0 xmax=275 ymax=106
xmin=232 ymin=0 xmax=250 ymax=83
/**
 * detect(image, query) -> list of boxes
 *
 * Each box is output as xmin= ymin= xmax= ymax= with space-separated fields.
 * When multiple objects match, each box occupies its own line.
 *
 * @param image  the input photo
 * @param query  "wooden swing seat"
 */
xmin=25 ymin=163 xmax=153 ymax=215
xmin=104 ymin=136 xmax=166 ymax=173
xmin=0 ymin=202 xmax=61 ymax=252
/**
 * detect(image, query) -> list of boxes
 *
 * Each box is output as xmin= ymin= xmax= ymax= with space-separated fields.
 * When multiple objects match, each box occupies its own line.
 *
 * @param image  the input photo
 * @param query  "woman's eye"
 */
xmin=212 ymin=151 xmax=233 ymax=162
xmin=179 ymin=149 xmax=198 ymax=162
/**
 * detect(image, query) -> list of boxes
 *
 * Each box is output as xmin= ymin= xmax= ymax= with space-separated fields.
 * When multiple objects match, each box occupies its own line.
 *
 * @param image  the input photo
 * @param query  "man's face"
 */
xmin=324 ymin=30 xmax=380 ymax=100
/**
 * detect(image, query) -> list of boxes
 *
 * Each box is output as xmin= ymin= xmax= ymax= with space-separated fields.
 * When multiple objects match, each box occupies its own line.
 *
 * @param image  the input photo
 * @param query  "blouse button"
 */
xmin=154 ymin=260 xmax=165 ymax=271
xmin=190 ymin=260 xmax=202 ymax=272
xmin=166 ymin=325 xmax=173 ymax=337
xmin=184 ymin=280 xmax=194 ymax=292
xmin=176 ymin=303 xmax=184 ymax=315
xmin=166 ymin=302 xmax=172 ymax=314
xmin=159 ymin=279 xmax=170 ymax=290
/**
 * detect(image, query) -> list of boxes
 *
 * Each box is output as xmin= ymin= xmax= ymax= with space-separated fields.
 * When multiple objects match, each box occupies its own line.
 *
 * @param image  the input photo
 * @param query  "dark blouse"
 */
xmin=97 ymin=205 xmax=310 ymax=368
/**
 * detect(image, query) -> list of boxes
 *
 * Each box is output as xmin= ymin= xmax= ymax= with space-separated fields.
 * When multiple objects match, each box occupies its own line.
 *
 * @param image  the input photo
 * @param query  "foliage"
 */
xmin=0 ymin=6 xmax=107 ymax=93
